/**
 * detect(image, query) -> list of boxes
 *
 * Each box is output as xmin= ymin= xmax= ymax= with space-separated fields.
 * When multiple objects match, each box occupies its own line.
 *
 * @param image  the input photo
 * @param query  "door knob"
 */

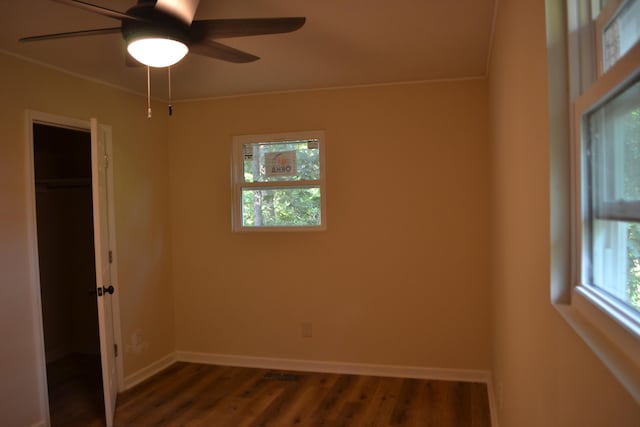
xmin=97 ymin=285 xmax=115 ymax=296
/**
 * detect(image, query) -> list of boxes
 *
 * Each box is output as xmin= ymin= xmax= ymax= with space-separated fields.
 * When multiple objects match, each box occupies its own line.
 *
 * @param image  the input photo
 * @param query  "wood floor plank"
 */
xmin=246 ymin=375 xmax=311 ymax=427
xmin=143 ymin=365 xmax=248 ymax=426
xmin=261 ymin=371 xmax=335 ymax=426
xmin=225 ymin=375 xmax=289 ymax=427
xmin=331 ymin=375 xmax=380 ymax=427
xmin=310 ymin=373 xmax=357 ymax=427
xmin=426 ymin=380 xmax=462 ymax=427
xmin=115 ymin=363 xmax=210 ymax=426
xmin=470 ymin=382 xmax=492 ymax=427
xmin=45 ymin=362 xmax=494 ymax=426
xmin=202 ymin=370 xmax=285 ymax=427
xmin=166 ymin=365 xmax=264 ymax=427
xmin=367 ymin=376 xmax=405 ymax=427
xmin=390 ymin=378 xmax=420 ymax=426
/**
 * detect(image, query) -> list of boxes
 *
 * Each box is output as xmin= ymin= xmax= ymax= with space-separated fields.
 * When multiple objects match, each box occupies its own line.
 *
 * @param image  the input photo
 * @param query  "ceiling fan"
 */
xmin=20 ymin=0 xmax=306 ymax=67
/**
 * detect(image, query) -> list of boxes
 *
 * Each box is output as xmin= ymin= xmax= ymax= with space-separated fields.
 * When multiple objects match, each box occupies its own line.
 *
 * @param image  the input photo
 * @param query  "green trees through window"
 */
xmin=625 ymin=108 xmax=640 ymax=310
xmin=232 ymin=132 xmax=325 ymax=230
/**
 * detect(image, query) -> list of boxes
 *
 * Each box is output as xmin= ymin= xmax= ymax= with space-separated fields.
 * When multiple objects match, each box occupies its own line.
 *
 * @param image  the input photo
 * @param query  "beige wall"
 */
xmin=0 ymin=53 xmax=175 ymax=427
xmin=488 ymin=0 xmax=640 ymax=426
xmin=168 ymin=80 xmax=493 ymax=370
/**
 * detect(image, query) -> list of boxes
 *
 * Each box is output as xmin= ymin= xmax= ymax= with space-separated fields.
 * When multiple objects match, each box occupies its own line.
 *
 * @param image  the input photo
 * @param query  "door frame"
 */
xmin=24 ymin=110 xmax=124 ymax=426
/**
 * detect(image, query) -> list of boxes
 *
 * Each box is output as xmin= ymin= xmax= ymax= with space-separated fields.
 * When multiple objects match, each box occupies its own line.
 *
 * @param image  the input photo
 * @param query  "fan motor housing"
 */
xmin=121 ymin=4 xmax=191 ymax=46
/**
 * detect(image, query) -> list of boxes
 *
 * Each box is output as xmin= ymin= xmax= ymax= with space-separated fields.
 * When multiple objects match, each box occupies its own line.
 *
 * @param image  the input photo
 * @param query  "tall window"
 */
xmin=573 ymin=0 xmax=640 ymax=329
xmin=231 ymin=130 xmax=326 ymax=231
xmin=549 ymin=0 xmax=640 ymax=402
xmin=584 ymin=80 xmax=640 ymax=314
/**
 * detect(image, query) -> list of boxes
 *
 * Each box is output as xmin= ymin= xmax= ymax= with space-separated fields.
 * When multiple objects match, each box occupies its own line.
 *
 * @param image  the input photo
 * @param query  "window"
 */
xmin=549 ymin=0 xmax=640 ymax=401
xmin=574 ymin=0 xmax=640 ymax=331
xmin=231 ymin=131 xmax=326 ymax=231
xmin=585 ymin=81 xmax=640 ymax=315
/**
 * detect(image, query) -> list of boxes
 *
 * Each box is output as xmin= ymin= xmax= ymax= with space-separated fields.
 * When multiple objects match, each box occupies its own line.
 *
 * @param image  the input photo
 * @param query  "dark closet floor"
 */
xmin=47 ymin=353 xmax=105 ymax=427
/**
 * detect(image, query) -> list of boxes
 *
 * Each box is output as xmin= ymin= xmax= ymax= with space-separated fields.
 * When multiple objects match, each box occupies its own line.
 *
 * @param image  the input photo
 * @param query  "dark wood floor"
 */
xmin=114 ymin=362 xmax=491 ymax=427
xmin=47 ymin=353 xmax=106 ymax=427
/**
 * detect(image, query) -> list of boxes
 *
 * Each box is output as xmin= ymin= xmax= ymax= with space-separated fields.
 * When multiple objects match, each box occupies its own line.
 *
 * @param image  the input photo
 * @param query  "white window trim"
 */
xmin=548 ymin=0 xmax=640 ymax=404
xmin=231 ymin=130 xmax=326 ymax=232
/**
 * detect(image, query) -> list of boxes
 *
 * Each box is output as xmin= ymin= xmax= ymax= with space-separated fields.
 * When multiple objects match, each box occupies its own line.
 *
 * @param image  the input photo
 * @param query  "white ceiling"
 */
xmin=0 ymin=0 xmax=496 ymax=100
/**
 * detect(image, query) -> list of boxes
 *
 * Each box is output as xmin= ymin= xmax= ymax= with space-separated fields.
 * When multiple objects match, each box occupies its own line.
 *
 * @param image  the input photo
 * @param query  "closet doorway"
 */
xmin=32 ymin=121 xmax=108 ymax=426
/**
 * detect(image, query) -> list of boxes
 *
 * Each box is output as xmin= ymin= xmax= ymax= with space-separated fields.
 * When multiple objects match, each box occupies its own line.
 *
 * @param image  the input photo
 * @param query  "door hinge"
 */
xmin=108 ymin=250 xmax=113 ymax=264
xmin=114 ymin=344 xmax=118 ymax=358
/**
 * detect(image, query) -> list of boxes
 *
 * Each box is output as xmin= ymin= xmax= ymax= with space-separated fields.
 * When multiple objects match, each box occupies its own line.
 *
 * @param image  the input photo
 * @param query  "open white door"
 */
xmin=91 ymin=118 xmax=118 ymax=427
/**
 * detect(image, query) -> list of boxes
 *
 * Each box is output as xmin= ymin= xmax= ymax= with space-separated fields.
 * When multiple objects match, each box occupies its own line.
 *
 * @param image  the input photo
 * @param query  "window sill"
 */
xmin=554 ymin=290 xmax=640 ymax=404
xmin=232 ymin=224 xmax=326 ymax=233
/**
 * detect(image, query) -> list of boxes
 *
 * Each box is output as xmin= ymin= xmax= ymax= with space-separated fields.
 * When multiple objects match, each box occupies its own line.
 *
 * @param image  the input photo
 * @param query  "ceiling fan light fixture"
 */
xmin=127 ymin=36 xmax=188 ymax=68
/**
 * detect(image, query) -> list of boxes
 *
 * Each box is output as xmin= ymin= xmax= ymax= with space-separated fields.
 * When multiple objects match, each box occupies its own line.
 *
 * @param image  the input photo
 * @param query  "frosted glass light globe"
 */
xmin=127 ymin=37 xmax=188 ymax=68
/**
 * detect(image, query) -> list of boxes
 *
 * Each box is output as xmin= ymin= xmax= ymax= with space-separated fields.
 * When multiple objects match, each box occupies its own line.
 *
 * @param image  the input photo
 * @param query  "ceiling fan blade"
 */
xmin=51 ymin=0 xmax=148 ymax=22
xmin=190 ymin=17 xmax=306 ymax=41
xmin=20 ymin=27 xmax=121 ymax=42
xmin=189 ymin=40 xmax=259 ymax=63
xmin=155 ymin=0 xmax=200 ymax=24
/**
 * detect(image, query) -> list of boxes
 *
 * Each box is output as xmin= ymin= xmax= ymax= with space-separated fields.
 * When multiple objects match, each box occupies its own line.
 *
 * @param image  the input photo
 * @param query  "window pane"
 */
xmin=587 ymin=80 xmax=640 ymax=312
xmin=603 ymin=0 xmax=640 ymax=71
xmin=241 ymin=187 xmax=322 ymax=227
xmin=589 ymin=79 xmax=640 ymax=220
xmin=243 ymin=139 xmax=320 ymax=183
xmin=592 ymin=220 xmax=640 ymax=312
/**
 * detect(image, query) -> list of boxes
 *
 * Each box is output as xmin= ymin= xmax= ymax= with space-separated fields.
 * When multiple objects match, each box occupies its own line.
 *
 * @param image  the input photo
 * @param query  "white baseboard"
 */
xmin=486 ymin=376 xmax=500 ymax=427
xmin=176 ymin=351 xmax=491 ymax=384
xmin=122 ymin=352 xmax=177 ymax=391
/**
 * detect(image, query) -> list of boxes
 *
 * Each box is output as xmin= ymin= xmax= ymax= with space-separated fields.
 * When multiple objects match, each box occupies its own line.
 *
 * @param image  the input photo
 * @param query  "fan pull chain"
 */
xmin=168 ymin=66 xmax=173 ymax=116
xmin=146 ymin=65 xmax=152 ymax=119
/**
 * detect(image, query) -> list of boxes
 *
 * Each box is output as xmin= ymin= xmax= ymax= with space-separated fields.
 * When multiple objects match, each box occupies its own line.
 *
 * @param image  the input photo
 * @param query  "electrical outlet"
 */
xmin=301 ymin=321 xmax=312 ymax=338
xmin=133 ymin=329 xmax=143 ymax=346
xmin=127 ymin=329 xmax=146 ymax=353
